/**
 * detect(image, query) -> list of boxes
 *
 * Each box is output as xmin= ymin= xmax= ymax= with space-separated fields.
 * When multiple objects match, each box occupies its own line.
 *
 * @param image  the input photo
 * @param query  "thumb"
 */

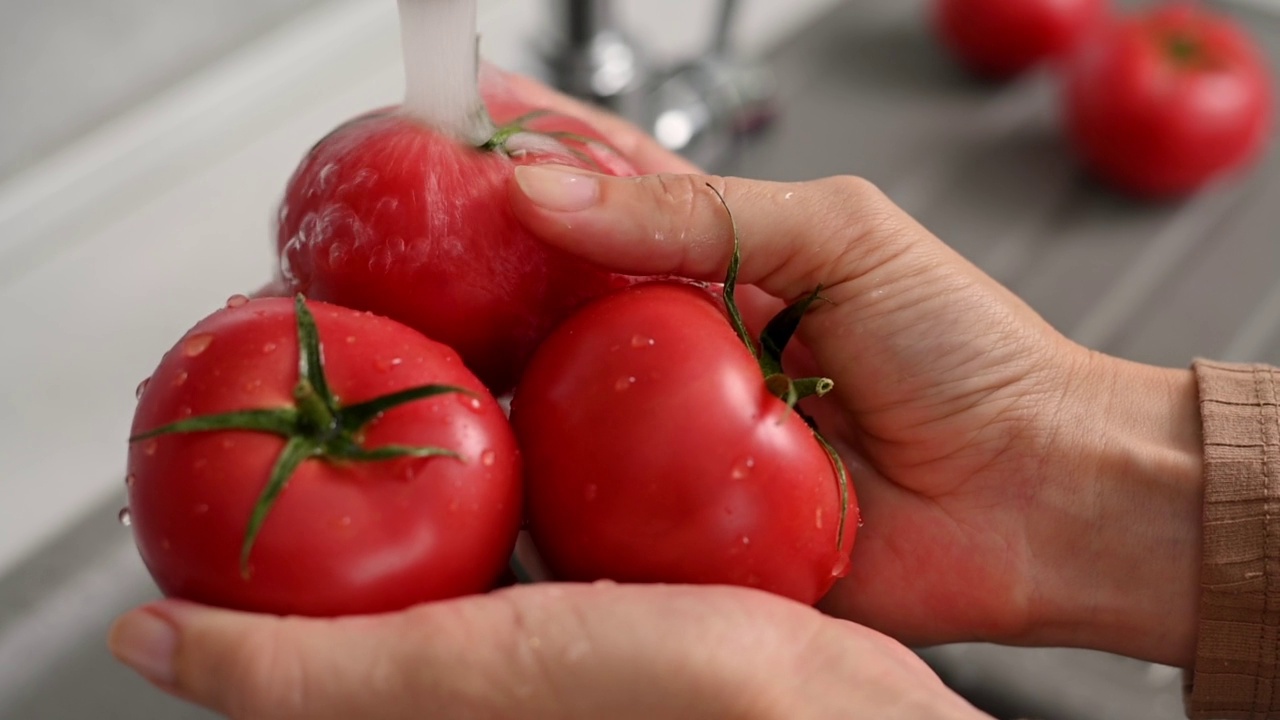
xmin=107 ymin=586 xmax=804 ymax=720
xmin=509 ymin=165 xmax=946 ymax=304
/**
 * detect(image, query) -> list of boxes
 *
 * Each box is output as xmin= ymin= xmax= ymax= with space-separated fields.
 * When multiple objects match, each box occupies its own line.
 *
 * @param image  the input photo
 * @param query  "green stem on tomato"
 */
xmin=704 ymin=184 xmax=852 ymax=552
xmin=130 ymin=295 xmax=473 ymax=577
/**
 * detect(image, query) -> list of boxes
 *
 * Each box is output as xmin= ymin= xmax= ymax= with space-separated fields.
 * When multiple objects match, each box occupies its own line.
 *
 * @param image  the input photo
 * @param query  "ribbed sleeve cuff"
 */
xmin=1187 ymin=360 xmax=1280 ymax=719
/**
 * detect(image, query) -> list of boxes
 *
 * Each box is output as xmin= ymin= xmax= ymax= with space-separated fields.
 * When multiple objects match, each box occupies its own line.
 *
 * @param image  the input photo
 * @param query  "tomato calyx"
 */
xmin=129 ymin=295 xmax=472 ymax=576
xmin=708 ymin=185 xmax=852 ymax=549
xmin=478 ymin=109 xmax=608 ymax=171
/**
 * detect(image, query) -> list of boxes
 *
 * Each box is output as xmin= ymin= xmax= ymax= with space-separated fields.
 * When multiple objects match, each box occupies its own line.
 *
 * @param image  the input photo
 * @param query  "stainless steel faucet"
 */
xmin=541 ymin=0 xmax=777 ymax=169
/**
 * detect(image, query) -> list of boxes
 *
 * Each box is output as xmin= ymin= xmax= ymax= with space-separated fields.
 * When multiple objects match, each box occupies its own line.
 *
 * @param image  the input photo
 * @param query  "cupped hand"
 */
xmin=508 ymin=163 xmax=1203 ymax=667
xmin=108 ymin=583 xmax=987 ymax=720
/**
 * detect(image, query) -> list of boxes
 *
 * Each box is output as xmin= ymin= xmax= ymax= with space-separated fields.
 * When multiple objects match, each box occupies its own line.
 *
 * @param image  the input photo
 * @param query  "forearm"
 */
xmin=1021 ymin=354 xmax=1204 ymax=667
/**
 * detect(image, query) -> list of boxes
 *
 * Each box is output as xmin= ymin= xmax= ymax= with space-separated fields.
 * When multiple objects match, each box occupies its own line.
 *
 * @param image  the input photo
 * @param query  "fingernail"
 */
xmin=108 ymin=607 xmax=179 ymax=685
xmin=515 ymin=165 xmax=600 ymax=212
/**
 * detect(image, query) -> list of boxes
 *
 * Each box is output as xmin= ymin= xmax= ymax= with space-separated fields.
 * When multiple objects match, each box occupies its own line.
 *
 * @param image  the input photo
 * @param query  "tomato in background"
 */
xmin=1063 ymin=4 xmax=1273 ymax=198
xmin=934 ymin=0 xmax=1108 ymax=79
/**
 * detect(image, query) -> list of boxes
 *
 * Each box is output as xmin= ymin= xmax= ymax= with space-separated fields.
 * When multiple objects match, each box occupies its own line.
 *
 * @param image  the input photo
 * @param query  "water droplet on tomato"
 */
xmin=161 ymin=539 xmax=172 ymax=551
xmin=740 ymin=535 xmax=751 ymax=545
xmin=135 ymin=377 xmax=150 ymax=399
xmin=262 ymin=342 xmax=278 ymax=354
xmin=221 ymin=438 xmax=235 ymax=450
xmin=630 ymin=335 xmax=655 ymax=348
xmin=481 ymin=450 xmax=496 ymax=466
xmin=449 ymin=500 xmax=460 ymax=512
xmin=117 ymin=508 xmax=132 ymax=527
xmin=194 ymin=503 xmax=209 ymax=514
xmin=172 ymin=371 xmax=188 ymax=387
xmin=467 ymin=397 xmax=483 ymax=411
xmin=338 ymin=516 xmax=352 ymax=527
xmin=614 ymin=376 xmax=636 ymax=391
xmin=179 ymin=406 xmax=194 ymax=418
xmin=730 ymin=456 xmax=756 ymax=480
xmin=856 ymin=511 xmax=865 ymax=529
xmin=243 ymin=379 xmax=263 ymax=393
xmin=345 ymin=336 xmax=357 ymax=345
xmin=225 ymin=294 xmax=250 ymax=309
xmin=142 ymin=440 xmax=158 ymax=456
xmin=183 ymin=333 xmax=214 ymax=357
xmin=815 ymin=507 xmax=824 ymax=529
xmin=592 ymin=579 xmax=617 ymax=588
xmin=830 ymin=555 xmax=851 ymax=578
xmin=583 ymin=484 xmax=599 ymax=501
xmin=125 ymin=474 xmax=136 ymax=488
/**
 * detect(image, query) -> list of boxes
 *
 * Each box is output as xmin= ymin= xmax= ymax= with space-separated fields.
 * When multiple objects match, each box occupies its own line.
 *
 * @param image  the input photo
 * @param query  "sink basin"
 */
xmin=2 ymin=0 xmax=1278 ymax=718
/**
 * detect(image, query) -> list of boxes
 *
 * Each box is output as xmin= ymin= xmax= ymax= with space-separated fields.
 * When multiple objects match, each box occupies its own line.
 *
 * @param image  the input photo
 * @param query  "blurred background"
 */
xmin=1 ymin=0 xmax=1277 ymax=718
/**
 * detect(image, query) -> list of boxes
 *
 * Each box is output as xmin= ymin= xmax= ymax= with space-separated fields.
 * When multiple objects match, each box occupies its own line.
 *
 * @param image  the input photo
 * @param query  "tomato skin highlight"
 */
xmin=1063 ymin=4 xmax=1273 ymax=198
xmin=934 ymin=0 xmax=1107 ymax=79
xmin=276 ymin=100 xmax=636 ymax=394
xmin=128 ymin=298 xmax=521 ymax=617
xmin=512 ymin=283 xmax=857 ymax=606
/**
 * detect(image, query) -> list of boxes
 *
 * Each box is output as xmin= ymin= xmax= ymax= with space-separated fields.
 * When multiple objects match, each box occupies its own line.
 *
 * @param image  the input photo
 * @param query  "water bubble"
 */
xmin=135 ymin=377 xmax=151 ymax=399
xmin=221 ymin=438 xmax=235 ymax=450
xmin=583 ymin=484 xmax=599 ymax=502
xmin=194 ymin=503 xmax=209 ymax=515
xmin=328 ymin=243 xmax=349 ymax=270
xmin=468 ymin=397 xmax=483 ymax=411
xmin=161 ymin=539 xmax=172 ymax=551
xmin=614 ymin=376 xmax=636 ymax=391
xmin=856 ymin=511 xmax=865 ymax=529
xmin=830 ymin=555 xmax=852 ymax=578
xmin=262 ymin=342 xmax=279 ymax=354
xmin=142 ymin=440 xmax=158 ymax=456
xmin=225 ymin=294 xmax=250 ymax=309
xmin=815 ymin=507 xmax=824 ymax=529
xmin=125 ymin=474 xmax=136 ymax=488
xmin=481 ymin=450 xmax=497 ymax=467
xmin=345 ymin=336 xmax=357 ymax=345
xmin=173 ymin=371 xmax=188 ymax=387
xmin=731 ymin=457 xmax=756 ymax=480
xmin=630 ymin=335 xmax=655 ymax=348
xmin=338 ymin=516 xmax=352 ymax=528
xmin=741 ymin=535 xmax=751 ymax=545
xmin=183 ymin=333 xmax=214 ymax=357
xmin=117 ymin=508 xmax=132 ymax=527
xmin=243 ymin=379 xmax=263 ymax=393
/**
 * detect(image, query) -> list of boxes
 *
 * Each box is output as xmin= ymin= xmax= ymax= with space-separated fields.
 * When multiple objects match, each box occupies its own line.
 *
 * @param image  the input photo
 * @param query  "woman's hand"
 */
xmin=108 ymin=583 xmax=988 ymax=720
xmin=508 ymin=164 xmax=1204 ymax=668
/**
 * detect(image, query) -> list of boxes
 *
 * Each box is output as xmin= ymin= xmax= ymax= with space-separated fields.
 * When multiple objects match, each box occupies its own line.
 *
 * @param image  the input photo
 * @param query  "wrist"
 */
xmin=1021 ymin=351 xmax=1203 ymax=666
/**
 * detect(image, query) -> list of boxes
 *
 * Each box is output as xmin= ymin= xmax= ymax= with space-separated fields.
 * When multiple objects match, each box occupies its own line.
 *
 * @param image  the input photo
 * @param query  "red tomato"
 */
xmin=934 ymin=0 xmax=1106 ymax=79
xmin=511 ymin=283 xmax=857 ymax=606
xmin=276 ymin=94 xmax=637 ymax=394
xmin=128 ymin=297 xmax=521 ymax=616
xmin=1063 ymin=4 xmax=1273 ymax=198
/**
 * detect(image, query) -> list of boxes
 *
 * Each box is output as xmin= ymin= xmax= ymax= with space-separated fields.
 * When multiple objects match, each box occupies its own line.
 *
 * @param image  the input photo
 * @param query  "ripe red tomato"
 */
xmin=276 ymin=94 xmax=637 ymax=394
xmin=1063 ymin=4 xmax=1273 ymax=198
xmin=127 ymin=296 xmax=521 ymax=616
xmin=511 ymin=282 xmax=857 ymax=605
xmin=934 ymin=0 xmax=1107 ymax=79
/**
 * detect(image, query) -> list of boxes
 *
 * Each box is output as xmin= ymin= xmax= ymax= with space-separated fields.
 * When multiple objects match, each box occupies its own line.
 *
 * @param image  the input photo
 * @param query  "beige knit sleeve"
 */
xmin=1186 ymin=360 xmax=1280 ymax=719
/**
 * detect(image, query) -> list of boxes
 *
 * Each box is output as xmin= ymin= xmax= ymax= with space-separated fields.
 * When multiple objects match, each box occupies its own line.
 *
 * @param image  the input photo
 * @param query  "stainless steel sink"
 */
xmin=2 ymin=1 xmax=1278 ymax=719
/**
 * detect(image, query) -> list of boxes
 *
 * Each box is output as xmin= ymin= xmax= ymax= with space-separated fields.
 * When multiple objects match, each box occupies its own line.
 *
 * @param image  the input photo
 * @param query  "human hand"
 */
xmin=108 ymin=583 xmax=988 ymax=720
xmin=508 ymin=164 xmax=1204 ymax=668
